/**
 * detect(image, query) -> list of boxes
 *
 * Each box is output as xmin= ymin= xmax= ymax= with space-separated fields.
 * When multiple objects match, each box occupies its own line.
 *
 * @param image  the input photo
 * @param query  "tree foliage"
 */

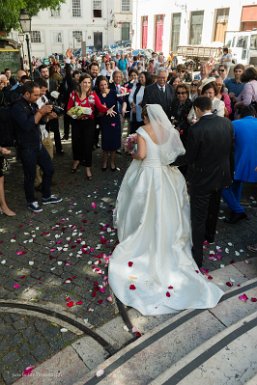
xmin=0 ymin=0 xmax=65 ymax=32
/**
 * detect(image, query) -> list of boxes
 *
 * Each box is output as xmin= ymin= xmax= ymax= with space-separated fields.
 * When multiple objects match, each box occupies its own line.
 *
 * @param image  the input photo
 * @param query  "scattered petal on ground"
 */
xmin=239 ymin=294 xmax=249 ymax=302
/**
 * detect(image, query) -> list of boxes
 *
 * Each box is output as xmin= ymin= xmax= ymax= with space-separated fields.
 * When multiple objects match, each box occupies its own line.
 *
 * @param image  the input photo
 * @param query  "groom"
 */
xmin=184 ymin=96 xmax=233 ymax=267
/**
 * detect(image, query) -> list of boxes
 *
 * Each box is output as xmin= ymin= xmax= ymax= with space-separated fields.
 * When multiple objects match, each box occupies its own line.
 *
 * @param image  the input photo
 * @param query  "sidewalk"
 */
xmin=1 ymin=139 xmax=257 ymax=384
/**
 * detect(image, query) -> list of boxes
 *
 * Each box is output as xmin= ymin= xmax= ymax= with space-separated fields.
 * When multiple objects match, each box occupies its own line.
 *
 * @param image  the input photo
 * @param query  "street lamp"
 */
xmin=19 ymin=9 xmax=33 ymax=80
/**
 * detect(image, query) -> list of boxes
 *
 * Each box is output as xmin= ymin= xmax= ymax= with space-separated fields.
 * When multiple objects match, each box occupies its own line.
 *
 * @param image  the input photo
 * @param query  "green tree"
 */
xmin=0 ymin=0 xmax=65 ymax=32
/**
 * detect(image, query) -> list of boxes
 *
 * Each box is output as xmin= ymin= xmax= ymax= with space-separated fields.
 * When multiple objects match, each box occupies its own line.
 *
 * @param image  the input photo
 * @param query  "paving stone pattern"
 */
xmin=1 ymin=137 xmax=257 ymax=384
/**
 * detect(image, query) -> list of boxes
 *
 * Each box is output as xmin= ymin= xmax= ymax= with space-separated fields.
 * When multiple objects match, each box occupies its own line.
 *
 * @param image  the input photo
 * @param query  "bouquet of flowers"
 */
xmin=117 ymin=86 xmax=130 ymax=98
xmin=123 ymin=133 xmax=138 ymax=153
xmin=67 ymin=106 xmax=92 ymax=119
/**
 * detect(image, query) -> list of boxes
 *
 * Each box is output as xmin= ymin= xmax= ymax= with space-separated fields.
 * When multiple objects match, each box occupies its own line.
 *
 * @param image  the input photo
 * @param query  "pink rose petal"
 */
xmin=106 ymin=295 xmax=113 ymax=302
xmin=16 ymin=250 xmax=27 ymax=256
xmin=13 ymin=283 xmax=21 ymax=289
xmin=239 ymin=294 xmax=248 ymax=302
xmin=168 ymin=285 xmax=173 ymax=289
xmin=91 ymin=202 xmax=97 ymax=209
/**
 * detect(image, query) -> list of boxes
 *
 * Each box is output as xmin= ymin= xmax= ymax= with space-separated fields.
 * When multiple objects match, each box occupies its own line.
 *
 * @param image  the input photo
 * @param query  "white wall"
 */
xmin=132 ymin=0 xmax=257 ymax=55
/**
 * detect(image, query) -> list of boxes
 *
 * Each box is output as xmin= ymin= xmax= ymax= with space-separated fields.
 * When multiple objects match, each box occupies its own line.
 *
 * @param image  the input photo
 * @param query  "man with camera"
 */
xmin=37 ymin=65 xmax=64 ymax=155
xmin=12 ymin=81 xmax=62 ymax=213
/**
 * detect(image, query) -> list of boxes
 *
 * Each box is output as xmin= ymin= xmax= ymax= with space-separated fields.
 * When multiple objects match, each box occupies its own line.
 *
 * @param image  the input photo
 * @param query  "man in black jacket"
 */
xmin=142 ymin=67 xmax=175 ymax=119
xmin=12 ymin=81 xmax=62 ymax=213
xmin=185 ymin=96 xmax=233 ymax=267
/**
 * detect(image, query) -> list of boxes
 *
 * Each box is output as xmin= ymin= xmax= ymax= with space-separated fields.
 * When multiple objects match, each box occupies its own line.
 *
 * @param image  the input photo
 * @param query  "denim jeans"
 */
xmin=19 ymin=145 xmax=54 ymax=203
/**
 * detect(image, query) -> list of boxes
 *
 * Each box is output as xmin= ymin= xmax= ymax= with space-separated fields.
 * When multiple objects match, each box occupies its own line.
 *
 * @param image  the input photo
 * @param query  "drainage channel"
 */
xmin=0 ymin=298 xmax=137 ymax=356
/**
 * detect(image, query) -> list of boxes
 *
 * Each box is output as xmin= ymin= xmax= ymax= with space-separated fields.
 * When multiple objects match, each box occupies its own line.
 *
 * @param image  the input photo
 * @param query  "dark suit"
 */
xmin=185 ymin=114 xmax=233 ymax=267
xmin=46 ymin=78 xmax=63 ymax=154
xmin=142 ymin=83 xmax=175 ymax=119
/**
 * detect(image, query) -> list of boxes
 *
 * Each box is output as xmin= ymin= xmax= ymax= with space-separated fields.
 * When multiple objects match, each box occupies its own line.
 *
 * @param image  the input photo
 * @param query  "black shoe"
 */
xmin=205 ymin=235 xmax=215 ymax=244
xmin=61 ymin=136 xmax=69 ymax=140
xmin=224 ymin=212 xmax=247 ymax=224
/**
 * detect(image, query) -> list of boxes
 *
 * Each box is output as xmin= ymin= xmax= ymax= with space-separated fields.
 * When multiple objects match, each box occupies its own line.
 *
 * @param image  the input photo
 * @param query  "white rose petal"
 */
xmin=60 ymin=328 xmax=68 ymax=333
xmin=96 ymin=369 xmax=104 ymax=378
xmin=29 ymin=261 xmax=34 ymax=266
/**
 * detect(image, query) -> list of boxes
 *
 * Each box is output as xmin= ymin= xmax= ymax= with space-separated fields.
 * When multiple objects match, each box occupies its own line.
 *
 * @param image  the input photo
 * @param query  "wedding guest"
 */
xmin=235 ymin=67 xmax=257 ymax=109
xmin=215 ymin=76 xmax=232 ymax=118
xmin=189 ymin=81 xmax=199 ymax=102
xmin=142 ymin=68 xmax=175 ymax=119
xmin=100 ymin=61 xmax=114 ymax=82
xmin=128 ymin=71 xmax=153 ymax=133
xmin=67 ymin=74 xmax=116 ymax=179
xmin=187 ymin=79 xmax=225 ymax=124
xmin=0 ymin=148 xmax=15 ymax=216
xmin=170 ymin=84 xmax=192 ymax=146
xmin=96 ymin=76 xmax=122 ymax=171
xmin=223 ymin=105 xmax=257 ymax=224
xmin=217 ymin=64 xmax=228 ymax=81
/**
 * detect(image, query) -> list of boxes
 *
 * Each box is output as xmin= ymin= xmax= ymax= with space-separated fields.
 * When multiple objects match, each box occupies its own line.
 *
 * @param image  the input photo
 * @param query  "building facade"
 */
xmin=132 ymin=0 xmax=257 ymax=55
xmin=11 ymin=0 xmax=132 ymax=58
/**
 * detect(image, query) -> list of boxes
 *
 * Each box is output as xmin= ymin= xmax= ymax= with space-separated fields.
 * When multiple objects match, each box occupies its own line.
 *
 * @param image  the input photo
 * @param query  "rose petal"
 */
xmin=13 ymin=283 xmax=21 ymax=289
xmin=66 ymin=301 xmax=74 ymax=308
xmin=128 ymin=261 xmax=133 ymax=267
xmin=22 ymin=366 xmax=35 ymax=376
xmin=91 ymin=202 xmax=97 ymax=209
xmin=239 ymin=294 xmax=248 ymax=302
xmin=251 ymin=297 xmax=257 ymax=302
xmin=226 ymin=281 xmax=233 ymax=287
xmin=166 ymin=291 xmax=171 ymax=297
xmin=168 ymin=285 xmax=173 ymax=289
xmin=96 ymin=369 xmax=105 ymax=378
xmin=76 ymin=301 xmax=83 ymax=305
xmin=129 ymin=284 xmax=136 ymax=290
xmin=16 ymin=250 xmax=27 ymax=256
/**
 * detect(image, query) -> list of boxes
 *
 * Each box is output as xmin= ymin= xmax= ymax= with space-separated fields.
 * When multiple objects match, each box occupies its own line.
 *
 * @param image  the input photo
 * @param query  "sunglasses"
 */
xmin=177 ymin=92 xmax=187 ymax=95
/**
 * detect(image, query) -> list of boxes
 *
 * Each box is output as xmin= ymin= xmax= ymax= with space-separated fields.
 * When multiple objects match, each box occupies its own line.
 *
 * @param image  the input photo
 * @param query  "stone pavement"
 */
xmin=1 ymin=135 xmax=257 ymax=384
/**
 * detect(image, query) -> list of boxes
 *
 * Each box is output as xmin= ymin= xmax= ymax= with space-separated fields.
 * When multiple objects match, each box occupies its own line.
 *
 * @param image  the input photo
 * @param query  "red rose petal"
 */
xmin=76 ymin=301 xmax=83 ymax=305
xmin=66 ymin=301 xmax=74 ymax=307
xmin=91 ymin=202 xmax=97 ymax=209
xmin=128 ymin=261 xmax=133 ymax=267
xmin=22 ymin=366 xmax=35 ymax=376
xmin=166 ymin=291 xmax=171 ymax=297
xmin=16 ymin=250 xmax=27 ymax=256
xmin=226 ymin=281 xmax=233 ymax=287
xmin=129 ymin=284 xmax=136 ymax=290
xmin=168 ymin=285 xmax=173 ymax=289
xmin=251 ymin=297 xmax=257 ymax=302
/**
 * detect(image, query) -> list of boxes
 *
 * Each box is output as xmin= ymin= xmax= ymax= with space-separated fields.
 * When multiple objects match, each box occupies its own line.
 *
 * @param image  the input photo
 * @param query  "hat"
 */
xmin=198 ymin=77 xmax=216 ymax=92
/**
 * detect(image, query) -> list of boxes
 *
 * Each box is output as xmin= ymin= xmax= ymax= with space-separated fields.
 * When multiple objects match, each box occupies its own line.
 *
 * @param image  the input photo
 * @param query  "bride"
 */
xmin=108 ymin=104 xmax=224 ymax=316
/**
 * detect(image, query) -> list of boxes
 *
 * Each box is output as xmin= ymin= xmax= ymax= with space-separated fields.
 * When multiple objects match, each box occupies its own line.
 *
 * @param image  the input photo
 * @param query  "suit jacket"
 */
xmin=142 ymin=83 xmax=175 ymax=119
xmin=184 ymin=114 xmax=233 ymax=193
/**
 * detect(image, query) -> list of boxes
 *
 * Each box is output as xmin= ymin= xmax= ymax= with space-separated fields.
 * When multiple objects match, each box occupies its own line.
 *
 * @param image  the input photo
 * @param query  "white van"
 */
xmin=225 ymin=30 xmax=257 ymax=66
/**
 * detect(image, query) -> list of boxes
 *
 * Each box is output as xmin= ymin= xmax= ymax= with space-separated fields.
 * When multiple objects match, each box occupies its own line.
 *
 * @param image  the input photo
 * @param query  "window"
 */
xmin=30 ymin=31 xmax=41 ymax=43
xmin=50 ymin=6 xmax=61 ymax=17
xmin=122 ymin=0 xmax=130 ymax=12
xmin=171 ymin=13 xmax=181 ymax=51
xmin=73 ymin=31 xmax=83 ymax=43
xmin=93 ymin=0 xmax=102 ymax=18
xmin=72 ymin=0 xmax=81 ymax=17
xmin=236 ymin=36 xmax=248 ymax=49
xmin=121 ymin=22 xmax=130 ymax=40
xmin=53 ymin=32 xmax=62 ymax=43
xmin=250 ymin=34 xmax=257 ymax=50
xmin=189 ymin=11 xmax=204 ymax=45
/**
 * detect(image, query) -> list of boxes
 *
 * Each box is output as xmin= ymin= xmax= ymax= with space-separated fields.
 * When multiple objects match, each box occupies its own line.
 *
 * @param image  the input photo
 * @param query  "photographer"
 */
xmin=11 ymin=81 xmax=62 ymax=213
xmin=34 ymin=78 xmax=56 ymax=191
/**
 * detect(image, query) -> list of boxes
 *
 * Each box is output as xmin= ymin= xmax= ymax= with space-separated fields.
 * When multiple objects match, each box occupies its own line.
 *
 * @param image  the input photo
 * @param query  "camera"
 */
xmin=47 ymin=91 xmax=64 ymax=116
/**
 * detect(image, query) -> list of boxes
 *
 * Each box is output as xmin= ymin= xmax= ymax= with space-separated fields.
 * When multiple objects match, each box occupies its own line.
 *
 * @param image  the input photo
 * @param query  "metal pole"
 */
xmin=26 ymin=33 xmax=33 ymax=80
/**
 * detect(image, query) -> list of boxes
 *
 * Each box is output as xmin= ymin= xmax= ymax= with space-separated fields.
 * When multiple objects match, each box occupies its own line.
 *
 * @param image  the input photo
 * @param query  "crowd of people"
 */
xmin=1 ymin=48 xmax=257 ymax=273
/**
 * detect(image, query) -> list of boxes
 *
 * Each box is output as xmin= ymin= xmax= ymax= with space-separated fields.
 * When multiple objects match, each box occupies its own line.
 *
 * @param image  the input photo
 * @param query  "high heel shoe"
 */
xmin=102 ymin=163 xmax=107 ymax=171
xmin=85 ymin=168 xmax=93 ymax=180
xmin=110 ymin=164 xmax=117 ymax=172
xmin=0 ymin=208 xmax=16 ymax=217
xmin=71 ymin=163 xmax=79 ymax=173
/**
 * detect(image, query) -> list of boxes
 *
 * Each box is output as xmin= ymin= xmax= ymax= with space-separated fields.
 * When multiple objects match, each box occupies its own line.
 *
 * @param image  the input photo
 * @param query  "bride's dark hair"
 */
xmin=141 ymin=105 xmax=149 ymax=121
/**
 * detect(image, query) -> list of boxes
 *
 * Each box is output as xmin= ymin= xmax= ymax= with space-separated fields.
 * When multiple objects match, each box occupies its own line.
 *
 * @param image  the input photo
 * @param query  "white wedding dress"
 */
xmin=108 ymin=125 xmax=224 ymax=316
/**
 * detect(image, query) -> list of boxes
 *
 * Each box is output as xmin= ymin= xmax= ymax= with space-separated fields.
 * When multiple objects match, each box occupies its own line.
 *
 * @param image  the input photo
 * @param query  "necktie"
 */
xmin=161 ymin=86 xmax=165 ymax=93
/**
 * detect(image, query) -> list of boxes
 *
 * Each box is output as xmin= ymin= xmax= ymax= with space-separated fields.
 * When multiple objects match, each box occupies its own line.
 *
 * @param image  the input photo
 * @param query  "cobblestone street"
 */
xmin=1 ymin=138 xmax=257 ymax=384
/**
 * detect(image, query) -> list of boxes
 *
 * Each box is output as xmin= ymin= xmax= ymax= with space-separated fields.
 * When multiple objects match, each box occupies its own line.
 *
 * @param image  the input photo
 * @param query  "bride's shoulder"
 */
xmin=136 ymin=126 xmax=147 ymax=137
